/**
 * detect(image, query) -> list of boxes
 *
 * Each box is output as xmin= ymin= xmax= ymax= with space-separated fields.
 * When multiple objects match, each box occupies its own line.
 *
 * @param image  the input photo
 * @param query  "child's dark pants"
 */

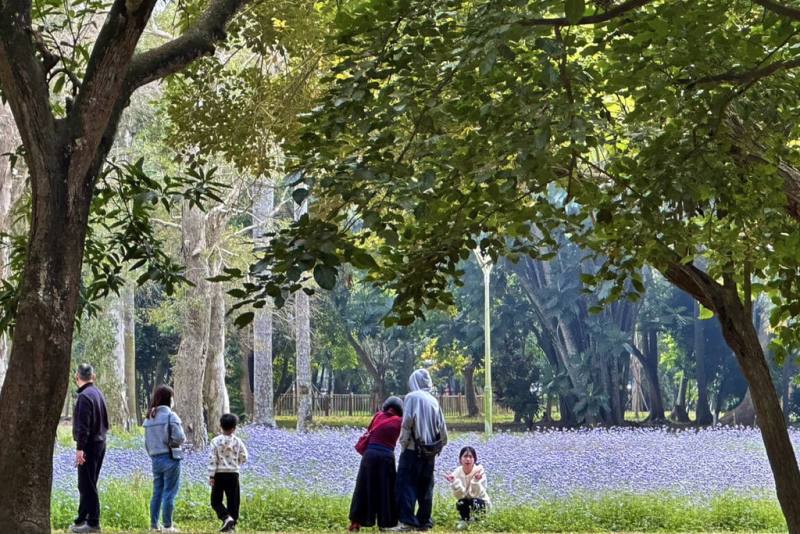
xmin=211 ymin=472 xmax=241 ymax=522
xmin=456 ymin=498 xmax=486 ymax=520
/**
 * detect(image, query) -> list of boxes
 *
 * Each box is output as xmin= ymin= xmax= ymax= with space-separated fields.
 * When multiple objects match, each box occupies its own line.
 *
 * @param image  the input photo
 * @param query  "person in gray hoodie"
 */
xmin=392 ymin=369 xmax=448 ymax=531
xmin=143 ymin=385 xmax=185 ymax=532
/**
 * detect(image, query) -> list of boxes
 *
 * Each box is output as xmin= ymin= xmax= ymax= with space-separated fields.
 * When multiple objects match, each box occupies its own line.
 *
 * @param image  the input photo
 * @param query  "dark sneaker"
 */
xmin=221 ymin=516 xmax=236 ymax=532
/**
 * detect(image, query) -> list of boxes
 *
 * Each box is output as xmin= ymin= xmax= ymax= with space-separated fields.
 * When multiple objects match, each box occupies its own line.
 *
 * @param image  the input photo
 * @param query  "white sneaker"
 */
xmin=162 ymin=528 xmax=180 ymax=533
xmin=456 ymin=520 xmax=468 ymax=530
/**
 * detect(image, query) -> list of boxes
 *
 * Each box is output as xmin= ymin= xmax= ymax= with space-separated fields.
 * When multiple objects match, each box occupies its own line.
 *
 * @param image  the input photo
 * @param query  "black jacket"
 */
xmin=73 ymin=383 xmax=109 ymax=450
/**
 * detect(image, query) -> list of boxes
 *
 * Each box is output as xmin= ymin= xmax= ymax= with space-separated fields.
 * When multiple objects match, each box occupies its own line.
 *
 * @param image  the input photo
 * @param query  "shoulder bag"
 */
xmin=167 ymin=412 xmax=183 ymax=461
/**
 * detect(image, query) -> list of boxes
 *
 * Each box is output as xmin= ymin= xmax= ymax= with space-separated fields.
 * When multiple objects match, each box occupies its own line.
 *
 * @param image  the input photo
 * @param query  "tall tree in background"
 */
xmin=204 ymin=207 xmax=231 ymax=435
xmin=294 ymin=193 xmax=312 ymax=431
xmin=123 ymin=282 xmax=137 ymax=425
xmin=173 ymin=202 xmax=211 ymax=449
xmin=253 ymin=177 xmax=276 ymax=426
xmin=0 ymin=0 xmax=250 ymax=528
xmin=108 ymin=292 xmax=132 ymax=428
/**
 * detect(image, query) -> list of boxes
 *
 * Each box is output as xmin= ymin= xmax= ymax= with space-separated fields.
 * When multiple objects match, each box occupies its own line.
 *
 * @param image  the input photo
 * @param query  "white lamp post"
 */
xmin=473 ymin=248 xmax=494 ymax=435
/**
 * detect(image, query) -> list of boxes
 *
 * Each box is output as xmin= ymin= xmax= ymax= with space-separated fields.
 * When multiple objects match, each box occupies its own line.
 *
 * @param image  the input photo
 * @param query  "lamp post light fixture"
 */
xmin=473 ymin=248 xmax=494 ymax=435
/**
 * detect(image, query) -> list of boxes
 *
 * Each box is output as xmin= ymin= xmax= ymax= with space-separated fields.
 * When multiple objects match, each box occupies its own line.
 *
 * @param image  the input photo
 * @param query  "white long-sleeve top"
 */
xmin=208 ymin=434 xmax=248 ymax=477
xmin=448 ymin=465 xmax=491 ymax=507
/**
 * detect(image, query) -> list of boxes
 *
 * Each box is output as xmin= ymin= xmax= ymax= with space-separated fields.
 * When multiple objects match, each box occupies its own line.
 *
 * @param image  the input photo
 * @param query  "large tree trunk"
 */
xmin=0 ymin=164 xmax=94 ymax=533
xmin=463 ymin=363 xmax=480 ymax=416
xmin=173 ymin=202 xmax=211 ymax=450
xmin=204 ymin=276 xmax=230 ymax=434
xmin=693 ymin=301 xmax=713 ymax=425
xmin=664 ymin=263 xmax=800 ymax=532
xmin=294 ymin=196 xmax=312 ymax=431
xmin=123 ymin=282 xmax=137 ymax=426
xmin=253 ymin=178 xmax=276 ymax=426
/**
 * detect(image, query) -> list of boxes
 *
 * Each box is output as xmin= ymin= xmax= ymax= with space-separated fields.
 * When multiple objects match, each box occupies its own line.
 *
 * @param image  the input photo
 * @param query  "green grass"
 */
xmin=51 ymin=480 xmax=787 ymax=532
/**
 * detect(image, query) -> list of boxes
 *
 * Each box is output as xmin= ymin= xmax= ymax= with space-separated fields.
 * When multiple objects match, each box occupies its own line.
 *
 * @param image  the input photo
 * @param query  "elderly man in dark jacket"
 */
xmin=70 ymin=363 xmax=109 ymax=533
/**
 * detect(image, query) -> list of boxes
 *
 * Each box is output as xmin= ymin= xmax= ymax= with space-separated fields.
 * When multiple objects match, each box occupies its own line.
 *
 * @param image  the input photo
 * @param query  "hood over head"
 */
xmin=408 ymin=368 xmax=433 ymax=392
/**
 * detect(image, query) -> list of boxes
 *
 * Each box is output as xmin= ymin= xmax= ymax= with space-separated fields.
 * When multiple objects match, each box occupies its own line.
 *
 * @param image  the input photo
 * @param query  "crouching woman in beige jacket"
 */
xmin=444 ymin=446 xmax=491 ymax=529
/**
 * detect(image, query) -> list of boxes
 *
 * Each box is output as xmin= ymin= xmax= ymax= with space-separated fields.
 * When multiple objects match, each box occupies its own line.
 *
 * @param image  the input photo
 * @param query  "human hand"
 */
xmin=209 ymin=477 xmax=215 ymax=486
xmin=75 ymin=450 xmax=86 ymax=466
xmin=473 ymin=472 xmax=483 ymax=481
xmin=444 ymin=473 xmax=455 ymax=483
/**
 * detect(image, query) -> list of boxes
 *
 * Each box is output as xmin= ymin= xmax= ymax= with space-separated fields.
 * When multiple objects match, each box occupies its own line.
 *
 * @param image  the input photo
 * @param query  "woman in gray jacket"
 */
xmin=143 ymin=385 xmax=185 ymax=532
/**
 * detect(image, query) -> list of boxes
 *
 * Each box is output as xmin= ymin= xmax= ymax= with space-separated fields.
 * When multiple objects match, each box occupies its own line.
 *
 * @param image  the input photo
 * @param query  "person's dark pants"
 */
xmin=211 ymin=472 xmax=241 ymax=523
xmin=349 ymin=444 xmax=398 ymax=528
xmin=456 ymin=498 xmax=487 ymax=521
xmin=396 ymin=448 xmax=436 ymax=530
xmin=75 ymin=440 xmax=106 ymax=528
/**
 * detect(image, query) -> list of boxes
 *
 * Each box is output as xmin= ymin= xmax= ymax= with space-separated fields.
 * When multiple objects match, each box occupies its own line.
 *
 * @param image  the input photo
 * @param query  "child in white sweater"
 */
xmin=444 ymin=446 xmax=490 ymax=529
xmin=209 ymin=414 xmax=248 ymax=532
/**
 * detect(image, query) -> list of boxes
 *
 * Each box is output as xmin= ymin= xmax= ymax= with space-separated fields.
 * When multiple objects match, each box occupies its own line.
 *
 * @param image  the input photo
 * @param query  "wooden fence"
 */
xmin=275 ymin=393 xmax=512 ymax=418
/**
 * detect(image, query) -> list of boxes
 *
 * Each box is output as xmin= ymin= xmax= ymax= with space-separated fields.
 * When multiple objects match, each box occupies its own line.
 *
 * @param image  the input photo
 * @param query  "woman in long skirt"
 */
xmin=349 ymin=396 xmax=404 ymax=531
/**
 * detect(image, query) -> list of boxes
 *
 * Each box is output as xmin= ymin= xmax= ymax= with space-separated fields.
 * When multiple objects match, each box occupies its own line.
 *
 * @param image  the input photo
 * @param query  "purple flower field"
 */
xmin=53 ymin=426 xmax=786 ymax=505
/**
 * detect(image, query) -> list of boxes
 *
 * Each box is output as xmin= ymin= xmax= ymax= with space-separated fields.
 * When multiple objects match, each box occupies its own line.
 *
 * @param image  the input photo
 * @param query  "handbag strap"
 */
xmin=166 ymin=411 xmax=173 ymax=446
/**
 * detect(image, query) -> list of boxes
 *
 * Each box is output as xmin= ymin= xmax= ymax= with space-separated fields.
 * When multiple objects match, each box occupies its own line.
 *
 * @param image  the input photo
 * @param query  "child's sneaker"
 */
xmin=221 ymin=516 xmax=236 ymax=532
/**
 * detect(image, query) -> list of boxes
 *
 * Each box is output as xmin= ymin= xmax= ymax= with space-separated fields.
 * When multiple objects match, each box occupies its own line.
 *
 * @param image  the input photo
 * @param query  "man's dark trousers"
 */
xmin=76 ymin=440 xmax=106 ymax=527
xmin=211 ymin=472 xmax=241 ymax=522
xmin=396 ymin=449 xmax=435 ymax=530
